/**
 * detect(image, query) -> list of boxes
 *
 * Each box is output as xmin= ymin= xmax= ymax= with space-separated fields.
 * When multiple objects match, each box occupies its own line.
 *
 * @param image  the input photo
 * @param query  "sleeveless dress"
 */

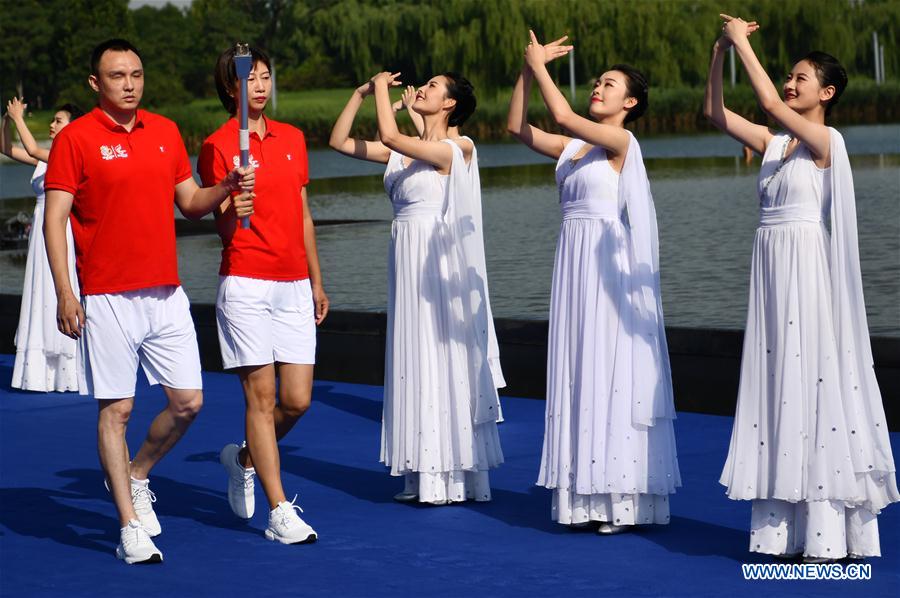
xmin=380 ymin=139 xmax=504 ymax=504
xmin=720 ymin=131 xmax=898 ymax=558
xmin=11 ymin=161 xmax=81 ymax=392
xmin=537 ymin=138 xmax=680 ymax=525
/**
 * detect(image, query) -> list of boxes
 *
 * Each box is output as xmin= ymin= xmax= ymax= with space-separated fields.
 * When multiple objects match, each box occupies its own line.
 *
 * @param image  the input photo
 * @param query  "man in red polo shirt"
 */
xmin=43 ymin=39 xmax=254 ymax=565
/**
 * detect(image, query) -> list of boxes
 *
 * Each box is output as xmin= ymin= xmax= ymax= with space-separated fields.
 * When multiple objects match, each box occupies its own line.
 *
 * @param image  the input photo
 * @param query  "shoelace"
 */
xmin=278 ymin=495 xmax=305 ymax=527
xmin=132 ymin=486 xmax=157 ymax=512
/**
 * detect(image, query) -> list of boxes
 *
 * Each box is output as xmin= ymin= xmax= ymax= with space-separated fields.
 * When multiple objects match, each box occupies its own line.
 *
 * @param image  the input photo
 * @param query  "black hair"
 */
xmin=607 ymin=64 xmax=648 ymax=124
xmin=800 ymin=51 xmax=848 ymax=116
xmin=441 ymin=72 xmax=476 ymax=127
xmin=214 ymin=45 xmax=272 ymax=115
xmin=90 ymin=39 xmax=143 ymax=76
xmin=55 ymin=103 xmax=84 ymax=121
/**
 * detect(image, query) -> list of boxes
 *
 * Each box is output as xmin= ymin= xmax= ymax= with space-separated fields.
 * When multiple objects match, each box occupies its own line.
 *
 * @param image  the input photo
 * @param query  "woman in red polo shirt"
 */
xmin=198 ymin=46 xmax=328 ymax=545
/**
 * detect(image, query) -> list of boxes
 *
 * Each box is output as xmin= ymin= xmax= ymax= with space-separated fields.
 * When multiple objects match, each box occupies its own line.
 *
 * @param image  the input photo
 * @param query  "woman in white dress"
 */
xmin=509 ymin=32 xmax=680 ymax=533
xmin=705 ymin=14 xmax=898 ymax=561
xmin=330 ymin=71 xmax=505 ymax=504
xmin=1 ymin=98 xmax=82 ymax=392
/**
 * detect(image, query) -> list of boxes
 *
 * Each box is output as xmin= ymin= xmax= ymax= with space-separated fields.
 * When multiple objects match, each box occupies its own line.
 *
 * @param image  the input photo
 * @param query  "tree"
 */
xmin=48 ymin=0 xmax=134 ymax=109
xmin=0 ymin=0 xmax=53 ymax=105
xmin=132 ymin=4 xmax=193 ymax=107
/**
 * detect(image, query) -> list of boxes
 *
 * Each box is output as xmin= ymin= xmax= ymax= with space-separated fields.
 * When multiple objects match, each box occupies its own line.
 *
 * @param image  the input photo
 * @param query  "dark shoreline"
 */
xmin=1 ymin=293 xmax=897 ymax=431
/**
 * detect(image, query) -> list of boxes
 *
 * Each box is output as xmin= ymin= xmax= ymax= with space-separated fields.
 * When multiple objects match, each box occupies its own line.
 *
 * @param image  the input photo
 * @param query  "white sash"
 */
xmin=827 ymin=128 xmax=895 ymax=480
xmin=620 ymin=131 xmax=676 ymax=427
xmin=442 ymin=137 xmax=505 ymax=424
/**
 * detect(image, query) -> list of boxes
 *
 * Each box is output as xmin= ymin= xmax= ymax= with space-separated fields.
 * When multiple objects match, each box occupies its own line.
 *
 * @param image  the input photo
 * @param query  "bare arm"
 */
xmin=393 ymin=86 xmax=425 ymax=136
xmin=373 ymin=72 xmax=459 ymax=171
xmin=723 ymin=15 xmax=830 ymax=161
xmin=301 ymin=187 xmax=329 ymax=324
xmin=525 ymin=32 xmax=629 ymax=158
xmin=1 ymin=112 xmax=38 ymax=165
xmin=402 ymin=86 xmax=425 ymax=137
xmin=328 ymin=84 xmax=391 ymax=163
xmin=507 ymin=67 xmax=571 ymax=159
xmin=43 ymin=189 xmax=83 ymax=338
xmin=174 ymin=167 xmax=255 ymax=220
xmin=6 ymin=99 xmax=49 ymax=162
xmin=703 ymin=37 xmax=771 ymax=155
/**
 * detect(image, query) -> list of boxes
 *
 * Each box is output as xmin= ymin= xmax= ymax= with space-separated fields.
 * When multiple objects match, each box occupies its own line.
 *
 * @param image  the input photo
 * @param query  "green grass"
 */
xmin=10 ymin=80 xmax=900 ymax=153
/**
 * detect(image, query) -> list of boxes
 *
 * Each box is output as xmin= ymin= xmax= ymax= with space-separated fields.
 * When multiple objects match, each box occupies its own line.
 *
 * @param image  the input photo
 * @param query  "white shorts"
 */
xmin=79 ymin=285 xmax=202 ymax=399
xmin=216 ymin=275 xmax=316 ymax=369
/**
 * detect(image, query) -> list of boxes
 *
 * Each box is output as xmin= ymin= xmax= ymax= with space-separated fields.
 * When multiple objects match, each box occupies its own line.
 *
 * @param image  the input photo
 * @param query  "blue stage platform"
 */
xmin=0 ymin=354 xmax=896 ymax=596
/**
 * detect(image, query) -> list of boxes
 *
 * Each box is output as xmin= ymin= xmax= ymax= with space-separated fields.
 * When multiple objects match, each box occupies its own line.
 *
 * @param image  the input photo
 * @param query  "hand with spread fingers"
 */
xmin=524 ymin=29 xmax=573 ymax=70
xmin=392 ymin=85 xmax=417 ymax=112
xmin=371 ymin=71 xmax=403 ymax=89
xmin=719 ymin=13 xmax=760 ymax=47
xmin=6 ymin=97 xmax=27 ymax=122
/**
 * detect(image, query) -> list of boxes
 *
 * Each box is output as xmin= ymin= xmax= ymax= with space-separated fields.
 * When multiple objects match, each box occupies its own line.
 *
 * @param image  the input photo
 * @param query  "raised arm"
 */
xmin=393 ymin=85 xmax=425 ymax=137
xmin=328 ymin=83 xmax=391 ymax=164
xmin=1 ymin=101 xmax=38 ymax=165
xmin=372 ymin=72 xmax=460 ymax=171
xmin=703 ymin=32 xmax=771 ymax=155
xmin=524 ymin=31 xmax=630 ymax=158
xmin=507 ymin=66 xmax=571 ymax=159
xmin=6 ymin=98 xmax=49 ymax=162
xmin=722 ymin=15 xmax=830 ymax=161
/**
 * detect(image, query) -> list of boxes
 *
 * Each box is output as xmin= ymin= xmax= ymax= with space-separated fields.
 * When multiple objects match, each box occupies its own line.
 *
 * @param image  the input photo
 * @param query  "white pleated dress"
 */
xmin=11 ymin=161 xmax=80 ymax=392
xmin=721 ymin=131 xmax=898 ymax=558
xmin=537 ymin=139 xmax=680 ymax=525
xmin=380 ymin=143 xmax=504 ymax=504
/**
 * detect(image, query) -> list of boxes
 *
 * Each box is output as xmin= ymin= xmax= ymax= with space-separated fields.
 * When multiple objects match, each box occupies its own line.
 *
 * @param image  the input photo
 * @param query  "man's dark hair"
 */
xmin=214 ymin=46 xmax=272 ymax=115
xmin=90 ymin=39 xmax=143 ymax=76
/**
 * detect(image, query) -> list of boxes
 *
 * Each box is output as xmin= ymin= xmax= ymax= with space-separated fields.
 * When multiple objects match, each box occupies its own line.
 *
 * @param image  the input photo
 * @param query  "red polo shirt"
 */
xmin=45 ymin=107 xmax=193 ymax=295
xmin=198 ymin=117 xmax=309 ymax=281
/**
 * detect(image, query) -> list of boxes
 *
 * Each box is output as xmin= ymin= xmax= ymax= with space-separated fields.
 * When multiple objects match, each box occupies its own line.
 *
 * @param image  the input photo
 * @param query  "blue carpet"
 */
xmin=0 ymin=353 xmax=896 ymax=597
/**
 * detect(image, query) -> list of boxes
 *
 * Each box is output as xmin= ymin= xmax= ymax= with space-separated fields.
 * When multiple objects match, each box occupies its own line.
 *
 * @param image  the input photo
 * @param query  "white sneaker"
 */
xmin=103 ymin=468 xmax=161 ymax=537
xmin=131 ymin=478 xmax=161 ymax=537
xmin=265 ymin=496 xmax=317 ymax=544
xmin=220 ymin=443 xmax=255 ymax=519
xmin=597 ymin=522 xmax=629 ymax=535
xmin=116 ymin=519 xmax=163 ymax=564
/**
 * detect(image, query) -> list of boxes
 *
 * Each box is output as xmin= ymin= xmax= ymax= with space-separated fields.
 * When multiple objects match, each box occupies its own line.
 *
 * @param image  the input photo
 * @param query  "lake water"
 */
xmin=1 ymin=125 xmax=898 ymax=335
